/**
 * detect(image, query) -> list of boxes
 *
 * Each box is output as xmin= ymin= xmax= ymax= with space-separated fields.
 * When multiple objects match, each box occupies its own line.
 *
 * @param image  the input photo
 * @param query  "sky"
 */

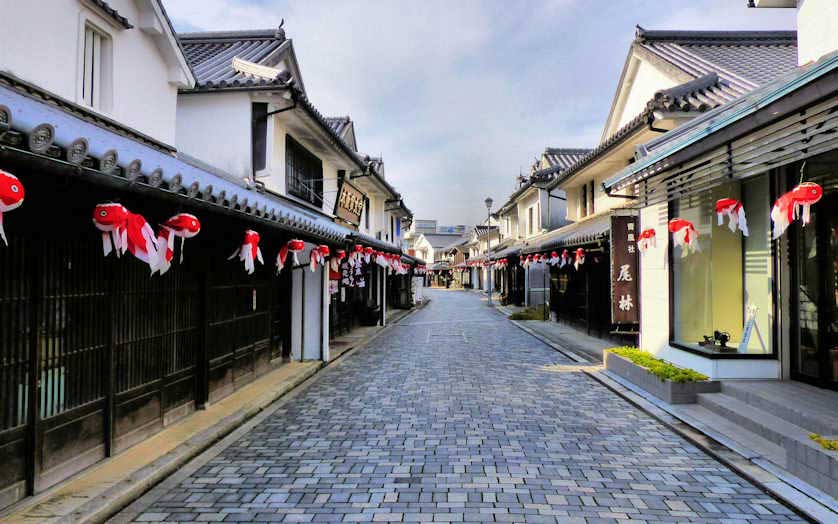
xmin=164 ymin=0 xmax=796 ymax=226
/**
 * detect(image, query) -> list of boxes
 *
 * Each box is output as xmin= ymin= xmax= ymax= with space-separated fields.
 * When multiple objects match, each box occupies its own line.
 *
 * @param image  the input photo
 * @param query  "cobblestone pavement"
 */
xmin=129 ymin=289 xmax=803 ymax=523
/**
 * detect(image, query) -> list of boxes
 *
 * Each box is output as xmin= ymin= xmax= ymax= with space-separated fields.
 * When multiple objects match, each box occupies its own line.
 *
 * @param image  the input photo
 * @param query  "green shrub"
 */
xmin=809 ymin=433 xmax=838 ymax=451
xmin=606 ymin=346 xmax=709 ymax=383
xmin=508 ymin=307 xmax=548 ymax=321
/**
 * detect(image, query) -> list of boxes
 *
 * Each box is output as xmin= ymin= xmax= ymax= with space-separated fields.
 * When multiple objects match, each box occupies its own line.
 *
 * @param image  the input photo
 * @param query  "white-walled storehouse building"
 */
xmin=520 ymin=27 xmax=797 ymax=338
xmin=603 ymin=1 xmax=837 ymax=385
xmin=490 ymin=149 xmax=584 ymax=306
xmin=0 ymin=4 xmax=416 ymax=507
xmin=175 ymin=27 xmax=415 ymax=354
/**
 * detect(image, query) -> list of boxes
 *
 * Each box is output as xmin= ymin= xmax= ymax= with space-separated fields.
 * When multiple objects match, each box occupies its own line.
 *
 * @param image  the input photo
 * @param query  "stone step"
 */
xmin=721 ymin=381 xmax=838 ymax=435
xmin=696 ymin=392 xmax=812 ymax=448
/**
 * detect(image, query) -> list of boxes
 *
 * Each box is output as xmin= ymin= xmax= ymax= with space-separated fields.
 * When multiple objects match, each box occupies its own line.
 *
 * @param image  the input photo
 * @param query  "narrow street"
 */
xmin=122 ymin=289 xmax=802 ymax=524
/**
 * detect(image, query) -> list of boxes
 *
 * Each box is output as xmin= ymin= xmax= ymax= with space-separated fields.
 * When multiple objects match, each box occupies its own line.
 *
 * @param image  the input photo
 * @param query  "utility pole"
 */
xmin=485 ymin=197 xmax=494 ymax=307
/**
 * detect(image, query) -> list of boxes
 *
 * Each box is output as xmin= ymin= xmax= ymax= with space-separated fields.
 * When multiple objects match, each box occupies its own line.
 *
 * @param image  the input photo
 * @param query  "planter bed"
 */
xmin=604 ymin=351 xmax=720 ymax=404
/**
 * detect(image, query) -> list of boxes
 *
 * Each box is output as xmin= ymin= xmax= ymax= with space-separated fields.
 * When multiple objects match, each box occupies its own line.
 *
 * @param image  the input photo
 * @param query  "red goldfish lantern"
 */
xmin=349 ymin=244 xmax=364 ymax=267
xmin=637 ymin=228 xmax=656 ymax=254
xmin=669 ymin=218 xmax=699 ymax=257
xmin=93 ymin=203 xmax=129 ymax=257
xmin=93 ymin=203 xmax=161 ymax=273
xmin=229 ymin=230 xmax=263 ymax=274
xmin=331 ymin=249 xmax=346 ymax=271
xmin=0 ymin=169 xmax=24 ymax=245
xmin=574 ymin=248 xmax=585 ymax=270
xmin=519 ymin=255 xmax=525 ymax=265
xmin=715 ymin=198 xmax=749 ymax=236
xmin=771 ymin=182 xmax=823 ymax=239
xmin=549 ymin=251 xmax=559 ymax=266
xmin=156 ymin=213 xmax=200 ymax=274
xmin=363 ymin=246 xmax=374 ymax=264
xmin=560 ymin=249 xmax=570 ymax=268
xmin=276 ymin=238 xmax=305 ymax=273
xmin=309 ymin=244 xmax=329 ymax=272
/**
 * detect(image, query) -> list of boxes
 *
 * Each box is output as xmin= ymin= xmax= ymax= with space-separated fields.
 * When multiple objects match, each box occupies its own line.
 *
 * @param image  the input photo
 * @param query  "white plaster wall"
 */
xmin=0 ymin=0 xmax=181 ymax=144
xmin=638 ymin=204 xmax=670 ymax=357
xmin=516 ymin=191 xmax=542 ymax=238
xmin=177 ymin=92 xmax=252 ymax=179
xmin=797 ymin=0 xmax=838 ymax=65
xmin=616 ymin=59 xmax=677 ymax=129
xmin=291 ymin=268 xmax=303 ymax=361
xmin=543 ymin=189 xmax=568 ymax=230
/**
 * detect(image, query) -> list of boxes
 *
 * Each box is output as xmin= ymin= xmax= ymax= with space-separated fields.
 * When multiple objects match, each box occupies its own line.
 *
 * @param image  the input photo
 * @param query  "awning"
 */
xmin=348 ymin=231 xmax=402 ymax=254
xmin=489 ymin=243 xmax=522 ymax=260
xmin=604 ymin=51 xmax=838 ymax=202
xmin=0 ymin=72 xmax=349 ymax=244
xmin=523 ymin=214 xmax=610 ymax=253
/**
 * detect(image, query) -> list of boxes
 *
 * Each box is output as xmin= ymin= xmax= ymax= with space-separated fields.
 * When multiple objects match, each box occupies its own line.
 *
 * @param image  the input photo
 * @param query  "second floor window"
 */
xmin=528 ymin=207 xmax=534 ymax=236
xmin=81 ymin=24 xmax=111 ymax=110
xmin=580 ymin=184 xmax=588 ymax=218
xmin=286 ymin=135 xmax=323 ymax=206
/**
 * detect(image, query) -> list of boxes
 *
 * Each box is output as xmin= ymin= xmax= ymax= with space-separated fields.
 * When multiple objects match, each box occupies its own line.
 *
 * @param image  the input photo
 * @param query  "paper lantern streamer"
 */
xmin=0 ymin=169 xmax=25 ymax=246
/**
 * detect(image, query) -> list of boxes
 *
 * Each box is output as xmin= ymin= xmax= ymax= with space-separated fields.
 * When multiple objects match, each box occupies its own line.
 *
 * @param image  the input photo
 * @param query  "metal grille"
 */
xmin=38 ymin=239 xmax=108 ymax=417
xmin=639 ymin=95 xmax=838 ymax=206
xmin=113 ymin=262 xmax=200 ymax=394
xmin=0 ymin=237 xmax=31 ymax=430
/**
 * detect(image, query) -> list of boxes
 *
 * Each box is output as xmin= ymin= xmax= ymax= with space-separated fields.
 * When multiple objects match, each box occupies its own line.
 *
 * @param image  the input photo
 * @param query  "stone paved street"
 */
xmin=128 ymin=289 xmax=803 ymax=523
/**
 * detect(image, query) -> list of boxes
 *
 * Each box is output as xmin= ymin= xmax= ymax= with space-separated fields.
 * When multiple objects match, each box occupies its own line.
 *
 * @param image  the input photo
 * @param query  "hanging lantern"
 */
xmin=771 ymin=181 xmax=823 ymax=239
xmin=309 ymin=244 xmax=329 ymax=272
xmin=0 ymin=169 xmax=25 ymax=246
xmin=93 ymin=203 xmax=161 ymax=273
xmin=560 ymin=249 xmax=570 ymax=268
xmin=156 ymin=213 xmax=201 ymax=274
xmin=669 ymin=218 xmax=700 ymax=257
xmin=93 ymin=202 xmax=129 ymax=257
xmin=277 ymin=238 xmax=306 ymax=273
xmin=331 ymin=249 xmax=346 ymax=271
xmin=637 ymin=228 xmax=656 ymax=254
xmin=574 ymin=248 xmax=585 ymax=270
xmin=715 ymin=198 xmax=749 ymax=236
xmin=349 ymin=244 xmax=364 ymax=267
xmin=363 ymin=246 xmax=374 ymax=264
xmin=229 ymin=229 xmax=263 ymax=274
xmin=548 ymin=251 xmax=559 ymax=266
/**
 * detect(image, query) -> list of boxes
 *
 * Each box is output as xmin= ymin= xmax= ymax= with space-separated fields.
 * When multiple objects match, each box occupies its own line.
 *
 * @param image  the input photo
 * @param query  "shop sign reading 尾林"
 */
xmin=334 ymin=179 xmax=365 ymax=225
xmin=610 ymin=215 xmax=639 ymax=324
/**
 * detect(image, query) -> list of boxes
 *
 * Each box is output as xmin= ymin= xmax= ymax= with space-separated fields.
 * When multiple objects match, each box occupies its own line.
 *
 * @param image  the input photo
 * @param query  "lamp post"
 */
xmin=484 ymin=197 xmax=494 ymax=307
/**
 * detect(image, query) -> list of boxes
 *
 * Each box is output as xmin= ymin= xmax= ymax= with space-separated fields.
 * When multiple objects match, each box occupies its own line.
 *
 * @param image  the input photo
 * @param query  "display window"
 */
xmin=670 ymin=175 xmax=773 ymax=355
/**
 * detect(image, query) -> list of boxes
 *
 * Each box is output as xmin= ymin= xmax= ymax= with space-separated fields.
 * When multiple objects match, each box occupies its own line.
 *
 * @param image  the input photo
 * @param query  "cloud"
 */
xmin=164 ymin=0 xmax=795 ymax=225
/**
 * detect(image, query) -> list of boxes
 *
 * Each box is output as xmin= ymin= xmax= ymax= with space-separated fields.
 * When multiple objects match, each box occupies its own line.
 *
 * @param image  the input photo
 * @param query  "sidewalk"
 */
xmin=0 ymin=303 xmax=426 ymax=524
xmin=498 ymin=307 xmax=838 ymax=522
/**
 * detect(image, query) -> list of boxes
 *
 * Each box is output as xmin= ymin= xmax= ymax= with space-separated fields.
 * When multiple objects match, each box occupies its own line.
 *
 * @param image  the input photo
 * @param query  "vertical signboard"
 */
xmin=334 ymin=180 xmax=365 ymax=226
xmin=610 ymin=215 xmax=639 ymax=324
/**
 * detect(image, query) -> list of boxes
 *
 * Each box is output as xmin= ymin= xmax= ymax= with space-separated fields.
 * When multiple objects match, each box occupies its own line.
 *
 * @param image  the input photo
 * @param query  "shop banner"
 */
xmin=334 ymin=179 xmax=365 ymax=225
xmin=610 ymin=215 xmax=639 ymax=324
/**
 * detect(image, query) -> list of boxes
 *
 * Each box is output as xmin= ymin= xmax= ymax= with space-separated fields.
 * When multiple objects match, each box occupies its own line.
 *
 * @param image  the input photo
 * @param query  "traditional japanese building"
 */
xmin=523 ymin=26 xmax=797 ymax=338
xmin=0 ymin=3 xmax=418 ymax=509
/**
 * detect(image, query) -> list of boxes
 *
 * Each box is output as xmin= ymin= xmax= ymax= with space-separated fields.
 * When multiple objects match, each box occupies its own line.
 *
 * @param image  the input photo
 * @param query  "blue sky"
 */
xmin=165 ymin=1 xmax=796 ymax=225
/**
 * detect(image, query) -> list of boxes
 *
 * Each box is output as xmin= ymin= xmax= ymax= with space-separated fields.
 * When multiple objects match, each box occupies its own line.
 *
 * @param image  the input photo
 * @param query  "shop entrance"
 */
xmin=790 ymin=187 xmax=838 ymax=391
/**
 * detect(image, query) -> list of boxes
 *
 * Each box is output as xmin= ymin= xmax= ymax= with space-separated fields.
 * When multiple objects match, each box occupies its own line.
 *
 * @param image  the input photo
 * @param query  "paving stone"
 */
xmin=128 ymin=290 xmax=805 ymax=524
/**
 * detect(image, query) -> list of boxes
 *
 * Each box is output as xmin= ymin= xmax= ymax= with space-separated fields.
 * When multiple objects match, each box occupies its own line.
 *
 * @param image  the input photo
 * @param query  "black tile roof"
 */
xmin=542 ymin=27 xmax=798 ymax=191
xmin=89 ymin=0 xmax=133 ymax=29
xmin=542 ymin=148 xmax=591 ymax=171
xmin=326 ymin=116 xmax=352 ymax=138
xmin=178 ymin=28 xmax=290 ymax=89
xmin=635 ymin=26 xmax=797 ymax=102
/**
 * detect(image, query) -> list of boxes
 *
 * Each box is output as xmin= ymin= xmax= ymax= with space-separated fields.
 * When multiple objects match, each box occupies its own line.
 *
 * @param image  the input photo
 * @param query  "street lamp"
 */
xmin=485 ymin=197 xmax=494 ymax=307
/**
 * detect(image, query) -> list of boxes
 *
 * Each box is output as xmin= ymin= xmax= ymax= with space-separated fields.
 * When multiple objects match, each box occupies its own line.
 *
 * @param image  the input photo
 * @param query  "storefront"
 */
xmin=0 ymin=79 xmax=351 ymax=504
xmin=604 ymin=52 xmax=838 ymax=387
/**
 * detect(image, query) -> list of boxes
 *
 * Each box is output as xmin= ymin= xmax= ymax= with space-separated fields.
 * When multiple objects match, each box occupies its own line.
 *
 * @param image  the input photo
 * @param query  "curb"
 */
xmin=6 ymin=302 xmax=428 ymax=524
xmin=504 ymin=317 xmax=831 ymax=523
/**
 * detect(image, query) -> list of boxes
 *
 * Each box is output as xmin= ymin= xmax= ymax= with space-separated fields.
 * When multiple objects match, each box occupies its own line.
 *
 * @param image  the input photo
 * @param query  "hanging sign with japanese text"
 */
xmin=334 ymin=179 xmax=365 ymax=226
xmin=610 ymin=214 xmax=639 ymax=324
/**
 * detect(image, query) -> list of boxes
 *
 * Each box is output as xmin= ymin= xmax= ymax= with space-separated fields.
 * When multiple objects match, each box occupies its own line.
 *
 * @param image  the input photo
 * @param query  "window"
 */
xmin=363 ymin=196 xmax=370 ymax=230
xmin=528 ymin=207 xmax=534 ymax=236
xmin=589 ymin=181 xmax=595 ymax=215
xmin=670 ymin=175 xmax=773 ymax=355
xmin=252 ymin=103 xmax=268 ymax=175
xmin=390 ymin=215 xmax=394 ymax=242
xmin=81 ymin=23 xmax=111 ymax=110
xmin=285 ymin=135 xmax=323 ymax=206
xmin=580 ymin=184 xmax=588 ymax=218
